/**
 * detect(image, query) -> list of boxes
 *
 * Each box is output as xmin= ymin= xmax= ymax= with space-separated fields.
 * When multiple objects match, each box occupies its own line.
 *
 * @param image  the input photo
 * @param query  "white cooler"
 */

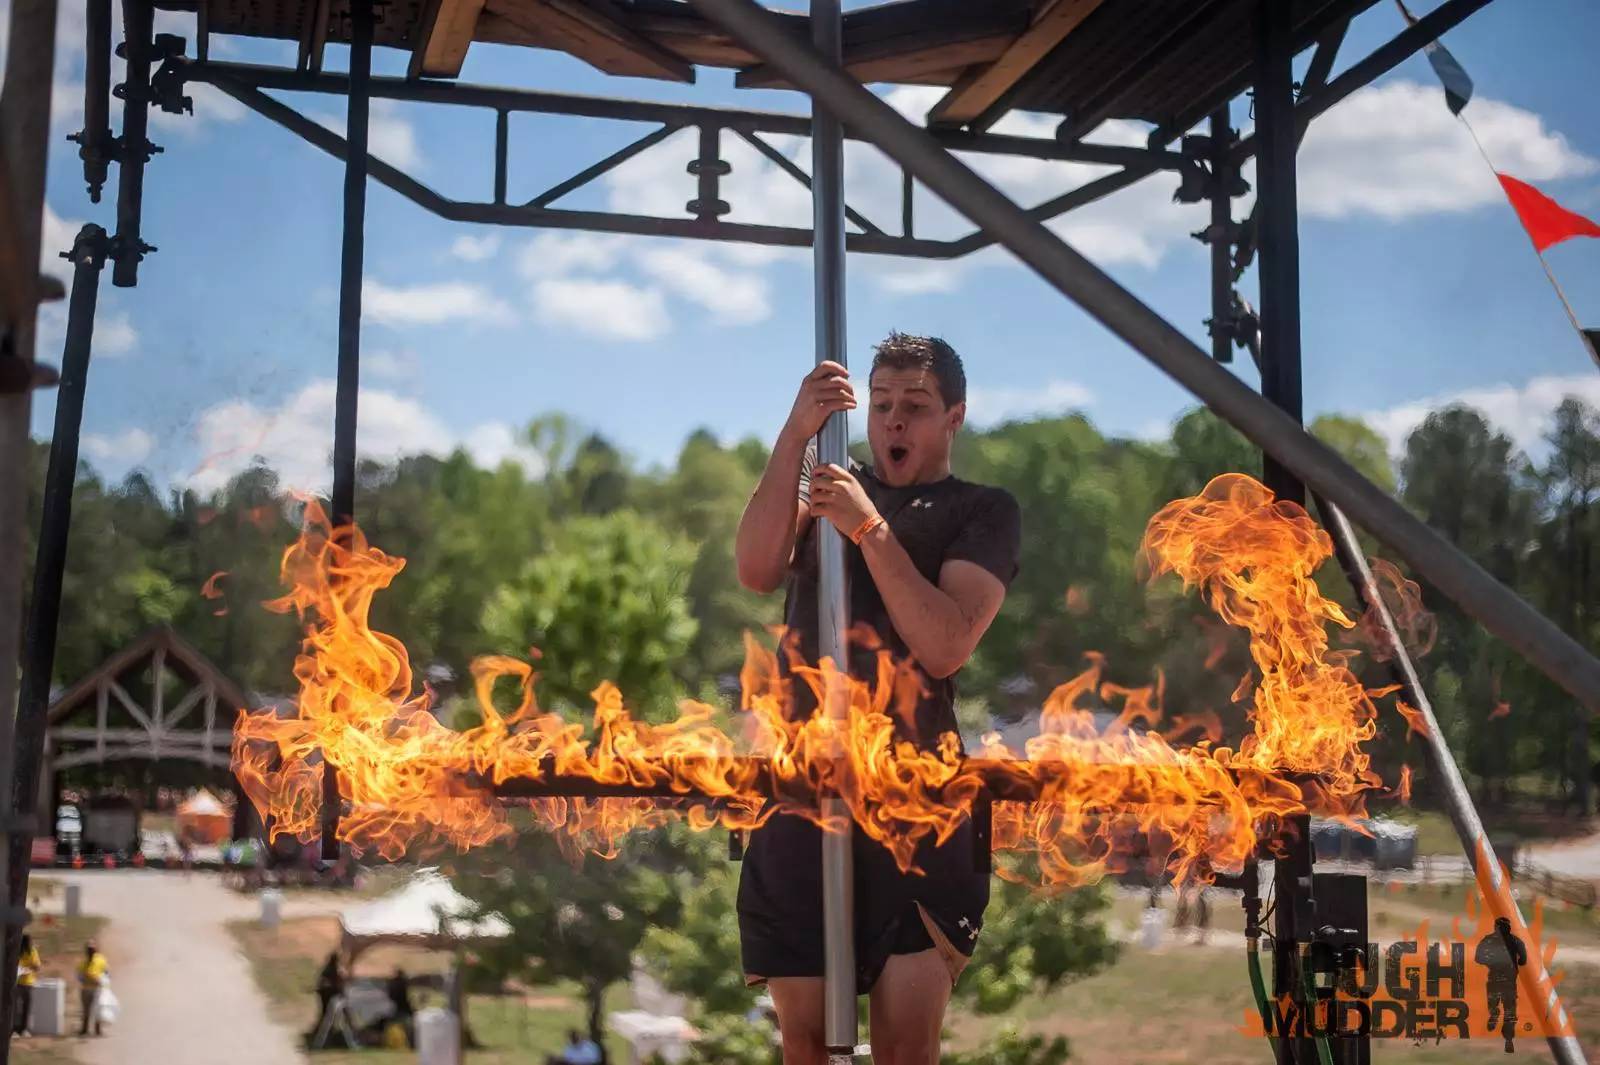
xmin=415 ymin=1007 xmax=460 ymax=1065
xmin=259 ymin=888 xmax=282 ymax=929
xmin=28 ymin=978 xmax=66 ymax=1036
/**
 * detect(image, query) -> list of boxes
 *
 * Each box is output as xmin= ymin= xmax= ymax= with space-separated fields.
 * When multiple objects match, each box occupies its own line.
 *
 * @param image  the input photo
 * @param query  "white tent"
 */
xmin=339 ymin=869 xmax=510 ymax=960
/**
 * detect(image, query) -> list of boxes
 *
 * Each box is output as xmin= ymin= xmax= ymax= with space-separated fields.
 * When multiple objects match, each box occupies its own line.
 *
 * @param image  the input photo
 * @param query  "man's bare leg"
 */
xmin=768 ymin=977 xmax=828 ymax=1065
xmin=868 ymin=950 xmax=952 ymax=1065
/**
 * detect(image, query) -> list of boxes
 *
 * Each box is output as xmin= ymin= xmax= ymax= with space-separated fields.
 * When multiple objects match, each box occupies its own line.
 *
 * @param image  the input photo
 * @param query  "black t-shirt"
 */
xmin=781 ymin=441 xmax=1022 ymax=749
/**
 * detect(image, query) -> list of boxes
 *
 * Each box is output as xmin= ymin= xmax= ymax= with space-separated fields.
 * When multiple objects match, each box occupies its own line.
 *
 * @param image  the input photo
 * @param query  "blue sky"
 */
xmin=11 ymin=0 xmax=1600 ymax=494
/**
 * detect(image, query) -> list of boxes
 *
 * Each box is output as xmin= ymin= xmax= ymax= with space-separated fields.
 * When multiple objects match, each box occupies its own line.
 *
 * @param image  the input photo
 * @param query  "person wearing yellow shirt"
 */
xmin=13 ymin=935 xmax=39 ymax=1037
xmin=76 ymin=942 xmax=108 ymax=1037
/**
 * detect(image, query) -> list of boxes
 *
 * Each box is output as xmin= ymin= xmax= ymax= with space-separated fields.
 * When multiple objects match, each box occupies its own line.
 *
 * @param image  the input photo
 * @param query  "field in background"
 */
xmin=228 ymin=915 xmax=632 ymax=1064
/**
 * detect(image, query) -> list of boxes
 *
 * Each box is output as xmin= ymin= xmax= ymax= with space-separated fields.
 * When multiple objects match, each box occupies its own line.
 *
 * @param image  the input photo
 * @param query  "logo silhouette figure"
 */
xmin=1475 ymin=916 xmax=1527 ymax=1052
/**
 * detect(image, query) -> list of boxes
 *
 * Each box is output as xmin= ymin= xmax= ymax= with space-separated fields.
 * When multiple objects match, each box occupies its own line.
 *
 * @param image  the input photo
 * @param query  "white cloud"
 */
xmin=967 ymin=379 xmax=1095 ymax=426
xmin=1364 ymin=373 xmax=1600 ymax=455
xmin=93 ymin=312 xmax=137 ymax=356
xmin=312 ymin=100 xmax=422 ymax=169
xmin=82 ymin=427 xmax=154 ymax=467
xmin=1299 ymin=81 xmax=1596 ymax=220
xmin=363 ymin=279 xmax=514 ymax=327
xmin=182 ymin=379 xmax=540 ymax=494
xmin=363 ymin=348 xmax=419 ymax=381
xmin=517 ymin=232 xmax=628 ymax=279
xmin=40 ymin=204 xmax=79 ymax=281
xmin=461 ymin=422 xmax=547 ymax=478
xmin=532 ymin=278 xmax=670 ymax=341
xmin=635 ymin=246 xmax=770 ymax=325
xmin=449 ymin=233 xmax=502 ymax=262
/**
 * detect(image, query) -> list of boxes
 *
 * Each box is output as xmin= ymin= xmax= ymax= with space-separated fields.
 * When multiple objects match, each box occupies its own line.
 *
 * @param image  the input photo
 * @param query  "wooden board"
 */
xmin=926 ymin=0 xmax=1107 ymax=126
xmin=485 ymin=0 xmax=694 ymax=81
xmin=409 ymin=0 xmax=489 ymax=77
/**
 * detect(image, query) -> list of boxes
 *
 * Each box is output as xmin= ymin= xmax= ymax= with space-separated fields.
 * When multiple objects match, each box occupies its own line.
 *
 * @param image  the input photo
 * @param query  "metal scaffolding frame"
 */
xmin=2 ymin=0 xmax=1591 ymax=1062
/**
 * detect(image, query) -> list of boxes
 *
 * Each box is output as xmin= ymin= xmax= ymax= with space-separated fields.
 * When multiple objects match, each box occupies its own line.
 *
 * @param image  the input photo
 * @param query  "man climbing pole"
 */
xmin=733 ymin=332 xmax=1021 ymax=1065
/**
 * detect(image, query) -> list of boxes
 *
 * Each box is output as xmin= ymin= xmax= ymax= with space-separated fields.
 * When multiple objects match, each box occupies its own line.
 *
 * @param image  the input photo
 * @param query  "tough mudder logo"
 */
xmin=1242 ymin=898 xmax=1575 ymax=1050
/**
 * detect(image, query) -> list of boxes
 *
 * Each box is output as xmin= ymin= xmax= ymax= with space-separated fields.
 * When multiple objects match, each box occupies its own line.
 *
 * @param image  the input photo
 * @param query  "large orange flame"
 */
xmin=234 ymin=473 xmax=1394 ymax=884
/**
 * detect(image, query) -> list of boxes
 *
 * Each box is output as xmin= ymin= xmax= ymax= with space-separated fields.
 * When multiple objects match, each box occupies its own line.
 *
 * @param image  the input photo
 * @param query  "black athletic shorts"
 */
xmin=737 ymin=807 xmax=990 ymax=993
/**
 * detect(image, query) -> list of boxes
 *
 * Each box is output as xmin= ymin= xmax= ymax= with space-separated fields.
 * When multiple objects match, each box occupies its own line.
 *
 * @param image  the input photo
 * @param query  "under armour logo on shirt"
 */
xmin=910 ymin=498 xmax=934 ymax=509
xmin=958 ymin=916 xmax=977 ymax=940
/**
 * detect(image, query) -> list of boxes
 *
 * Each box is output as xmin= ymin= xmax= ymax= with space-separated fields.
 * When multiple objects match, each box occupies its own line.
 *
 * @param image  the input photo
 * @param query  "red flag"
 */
xmin=1497 ymin=174 xmax=1600 ymax=252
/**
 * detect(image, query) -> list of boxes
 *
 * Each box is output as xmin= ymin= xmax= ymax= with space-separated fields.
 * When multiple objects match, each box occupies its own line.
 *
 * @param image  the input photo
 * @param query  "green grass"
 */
xmin=226 ymin=916 xmax=633 ymax=1063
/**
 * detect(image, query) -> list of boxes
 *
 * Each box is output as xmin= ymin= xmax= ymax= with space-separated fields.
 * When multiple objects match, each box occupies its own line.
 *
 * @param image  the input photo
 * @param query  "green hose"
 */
xmin=1247 ymin=940 xmax=1277 ymax=1059
xmin=1298 ymin=955 xmax=1337 ymax=1065
xmin=1247 ymin=939 xmax=1335 ymax=1065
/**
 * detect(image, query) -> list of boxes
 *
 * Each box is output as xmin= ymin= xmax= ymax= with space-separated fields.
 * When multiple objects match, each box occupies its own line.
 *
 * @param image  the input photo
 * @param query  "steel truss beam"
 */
xmin=178 ymin=58 xmax=1183 ymax=260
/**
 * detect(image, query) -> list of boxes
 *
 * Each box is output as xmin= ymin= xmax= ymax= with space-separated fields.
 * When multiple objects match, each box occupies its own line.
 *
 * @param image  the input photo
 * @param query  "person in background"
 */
xmin=13 ymin=934 xmax=39 ymax=1036
xmin=551 ymin=1028 xmax=602 ymax=1065
xmin=384 ymin=968 xmax=415 ymax=1048
xmin=76 ymin=942 xmax=109 ymax=1036
xmin=314 ymin=952 xmax=344 ymax=1036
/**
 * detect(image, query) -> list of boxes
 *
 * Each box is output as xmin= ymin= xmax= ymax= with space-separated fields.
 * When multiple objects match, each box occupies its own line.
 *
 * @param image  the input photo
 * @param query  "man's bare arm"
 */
xmin=857 ymin=525 xmax=1006 ymax=678
xmin=735 ymin=432 xmax=812 ymax=594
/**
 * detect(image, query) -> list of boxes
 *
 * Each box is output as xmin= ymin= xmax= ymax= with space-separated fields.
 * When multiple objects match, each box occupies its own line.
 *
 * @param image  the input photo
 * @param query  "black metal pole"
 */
xmin=0 ymin=226 xmax=108 ymax=1057
xmin=1253 ymin=0 xmax=1302 ymax=507
xmin=1255 ymin=5 xmax=1316 ymax=1060
xmin=74 ymin=0 xmax=114 ymax=202
xmin=111 ymin=0 xmax=153 ymax=287
xmin=1207 ymin=106 xmax=1234 ymax=364
xmin=322 ymin=0 xmax=373 ymax=862
xmin=682 ymin=0 xmax=1600 ymax=711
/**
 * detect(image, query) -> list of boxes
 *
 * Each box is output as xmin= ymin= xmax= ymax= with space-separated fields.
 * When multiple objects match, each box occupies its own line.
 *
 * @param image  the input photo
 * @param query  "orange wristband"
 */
xmin=849 ymin=514 xmax=884 ymax=545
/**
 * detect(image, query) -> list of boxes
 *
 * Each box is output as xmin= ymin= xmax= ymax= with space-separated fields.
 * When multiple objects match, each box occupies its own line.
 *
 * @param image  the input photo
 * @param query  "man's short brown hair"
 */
xmin=869 ymin=332 xmax=966 ymax=409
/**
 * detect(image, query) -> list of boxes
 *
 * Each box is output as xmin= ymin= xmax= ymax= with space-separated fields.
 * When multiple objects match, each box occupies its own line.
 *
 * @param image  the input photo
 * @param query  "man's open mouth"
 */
xmin=888 ymin=445 xmax=909 ymax=464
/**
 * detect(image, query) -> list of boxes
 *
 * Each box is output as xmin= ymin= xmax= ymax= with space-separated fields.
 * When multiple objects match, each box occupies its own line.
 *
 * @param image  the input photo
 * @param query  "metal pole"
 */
xmin=111 ymin=0 xmax=154 ymax=287
xmin=1318 ymin=501 xmax=1586 ymax=1065
xmin=322 ymin=0 xmax=374 ymax=862
xmin=1254 ymin=8 xmax=1320 ymax=1061
xmin=809 ymin=0 xmax=855 ymax=1058
xmin=2 ymin=231 xmax=109 ymax=1057
xmin=0 ymin=0 xmax=62 ymax=1052
xmin=74 ymin=0 xmax=115 ymax=202
xmin=1206 ymin=107 xmax=1234 ymax=364
xmin=683 ymin=0 xmax=1600 ymax=712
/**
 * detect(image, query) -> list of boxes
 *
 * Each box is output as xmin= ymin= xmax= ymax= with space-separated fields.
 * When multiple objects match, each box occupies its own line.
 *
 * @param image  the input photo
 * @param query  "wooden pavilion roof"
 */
xmin=172 ymin=0 xmax=1379 ymax=138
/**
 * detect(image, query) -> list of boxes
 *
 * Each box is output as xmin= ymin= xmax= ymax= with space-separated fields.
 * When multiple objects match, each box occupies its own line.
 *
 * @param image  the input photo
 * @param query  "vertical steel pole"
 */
xmin=4 ymin=234 xmax=110 ymax=1045
xmin=111 ymin=0 xmax=153 ymax=288
xmin=810 ymin=0 xmax=856 ymax=1057
xmin=0 ymin=0 xmax=61 ymax=1053
xmin=1254 ymin=0 xmax=1303 ymax=509
xmin=1207 ymin=107 xmax=1234 ymax=364
xmin=322 ymin=0 xmax=374 ymax=862
xmin=1255 ymin=4 xmax=1318 ymax=1062
xmin=1319 ymin=501 xmax=1586 ymax=1065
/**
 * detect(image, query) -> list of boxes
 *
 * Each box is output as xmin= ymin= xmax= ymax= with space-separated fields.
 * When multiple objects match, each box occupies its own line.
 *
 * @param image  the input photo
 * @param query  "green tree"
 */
xmin=452 ymin=828 xmax=712 ymax=1062
xmin=480 ymin=510 xmax=697 ymax=719
xmin=1400 ymin=407 xmax=1538 ymax=806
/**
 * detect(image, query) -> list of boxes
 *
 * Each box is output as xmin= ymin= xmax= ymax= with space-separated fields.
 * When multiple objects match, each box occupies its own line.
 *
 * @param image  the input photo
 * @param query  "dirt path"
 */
xmin=47 ymin=870 xmax=336 ymax=1065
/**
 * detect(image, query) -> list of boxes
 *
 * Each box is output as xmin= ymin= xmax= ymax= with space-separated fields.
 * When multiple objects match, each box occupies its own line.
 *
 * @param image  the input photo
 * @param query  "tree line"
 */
xmin=25 ymin=397 xmax=1597 ymax=814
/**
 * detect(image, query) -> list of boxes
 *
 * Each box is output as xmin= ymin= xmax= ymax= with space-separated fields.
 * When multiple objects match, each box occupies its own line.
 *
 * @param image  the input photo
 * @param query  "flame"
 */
xmin=1394 ymin=764 xmax=1413 ymax=805
xmin=1394 ymin=700 xmax=1430 ymax=741
xmin=1360 ymin=557 xmax=1437 ymax=661
xmin=234 ymin=474 xmax=1397 ymax=885
xmin=201 ymin=570 xmax=228 ymax=598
